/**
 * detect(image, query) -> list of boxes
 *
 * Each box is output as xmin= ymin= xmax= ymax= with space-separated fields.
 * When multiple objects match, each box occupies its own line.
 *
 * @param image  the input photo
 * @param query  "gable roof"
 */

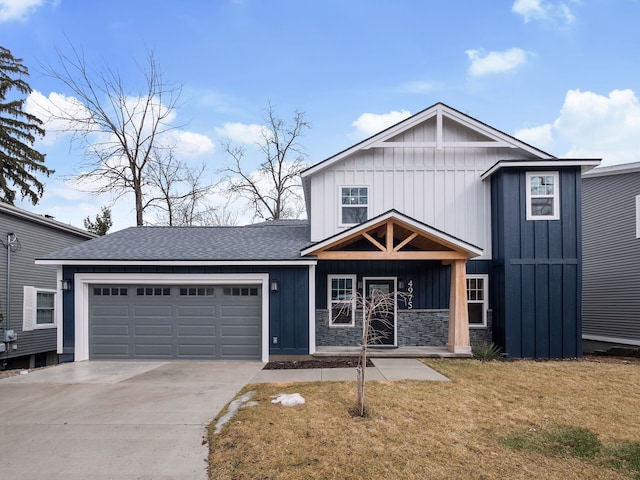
xmin=301 ymin=102 xmax=554 ymax=180
xmin=300 ymin=102 xmax=557 ymax=218
xmin=36 ymin=220 xmax=314 ymax=265
xmin=301 ymin=209 xmax=483 ymax=259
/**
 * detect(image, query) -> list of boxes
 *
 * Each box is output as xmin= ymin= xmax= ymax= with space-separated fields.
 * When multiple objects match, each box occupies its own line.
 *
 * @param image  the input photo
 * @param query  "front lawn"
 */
xmin=208 ymin=358 xmax=640 ymax=479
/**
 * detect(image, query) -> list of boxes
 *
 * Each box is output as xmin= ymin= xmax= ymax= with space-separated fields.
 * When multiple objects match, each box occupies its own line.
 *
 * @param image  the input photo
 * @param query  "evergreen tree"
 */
xmin=0 ymin=46 xmax=53 ymax=205
xmin=84 ymin=206 xmax=113 ymax=236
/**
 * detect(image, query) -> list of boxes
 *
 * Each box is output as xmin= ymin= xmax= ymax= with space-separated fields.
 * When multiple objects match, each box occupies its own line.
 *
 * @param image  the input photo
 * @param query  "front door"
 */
xmin=363 ymin=278 xmax=396 ymax=347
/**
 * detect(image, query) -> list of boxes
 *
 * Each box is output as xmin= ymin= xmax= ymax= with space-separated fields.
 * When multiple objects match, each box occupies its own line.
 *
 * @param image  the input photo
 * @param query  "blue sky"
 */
xmin=3 ymin=0 xmax=640 ymax=230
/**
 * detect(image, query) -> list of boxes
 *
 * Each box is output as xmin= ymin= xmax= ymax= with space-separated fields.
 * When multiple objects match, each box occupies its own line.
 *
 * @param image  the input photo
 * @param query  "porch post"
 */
xmin=447 ymin=259 xmax=471 ymax=354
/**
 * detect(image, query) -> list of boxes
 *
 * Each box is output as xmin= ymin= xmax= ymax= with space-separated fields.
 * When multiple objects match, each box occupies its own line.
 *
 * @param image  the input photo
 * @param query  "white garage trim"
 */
xmin=72 ymin=273 xmax=270 ymax=362
xmin=308 ymin=264 xmax=316 ymax=355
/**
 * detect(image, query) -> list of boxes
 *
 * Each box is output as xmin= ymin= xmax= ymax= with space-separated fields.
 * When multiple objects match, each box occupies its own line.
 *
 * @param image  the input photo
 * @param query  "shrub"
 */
xmin=472 ymin=341 xmax=502 ymax=361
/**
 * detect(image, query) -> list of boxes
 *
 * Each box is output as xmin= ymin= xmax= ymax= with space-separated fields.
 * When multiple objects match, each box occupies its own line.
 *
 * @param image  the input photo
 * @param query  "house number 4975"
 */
xmin=406 ymin=280 xmax=414 ymax=310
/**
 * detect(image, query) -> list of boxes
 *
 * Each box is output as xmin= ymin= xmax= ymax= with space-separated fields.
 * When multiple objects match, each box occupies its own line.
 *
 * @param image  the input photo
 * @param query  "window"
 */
xmin=526 ymin=172 xmax=559 ymax=220
xmin=23 ymin=287 xmax=56 ymax=331
xmin=340 ymin=187 xmax=368 ymax=225
xmin=36 ymin=292 xmax=55 ymax=327
xmin=328 ymin=275 xmax=356 ymax=326
xmin=137 ymin=287 xmax=171 ymax=296
xmin=466 ymin=275 xmax=488 ymax=328
xmin=223 ymin=287 xmax=258 ymax=296
xmin=94 ymin=287 xmax=128 ymax=296
xmin=179 ymin=287 xmax=215 ymax=296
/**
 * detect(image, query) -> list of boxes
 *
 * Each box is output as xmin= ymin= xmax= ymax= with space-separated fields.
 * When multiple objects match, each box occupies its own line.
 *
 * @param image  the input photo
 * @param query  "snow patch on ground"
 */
xmin=271 ymin=393 xmax=305 ymax=406
xmin=214 ymin=390 xmax=256 ymax=434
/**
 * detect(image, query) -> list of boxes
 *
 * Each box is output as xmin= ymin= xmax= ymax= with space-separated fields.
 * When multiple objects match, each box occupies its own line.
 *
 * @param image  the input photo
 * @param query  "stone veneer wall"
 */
xmin=316 ymin=309 xmax=493 ymax=347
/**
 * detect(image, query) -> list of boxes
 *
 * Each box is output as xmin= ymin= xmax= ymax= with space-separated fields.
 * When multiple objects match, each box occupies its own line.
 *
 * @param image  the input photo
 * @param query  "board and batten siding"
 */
xmin=491 ymin=167 xmax=583 ymax=358
xmin=309 ymin=144 xmax=531 ymax=258
xmin=582 ymin=170 xmax=640 ymax=344
xmin=0 ymin=210 xmax=92 ymax=360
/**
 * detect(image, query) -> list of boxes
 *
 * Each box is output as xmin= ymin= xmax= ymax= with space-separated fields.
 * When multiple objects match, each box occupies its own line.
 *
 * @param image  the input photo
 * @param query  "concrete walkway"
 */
xmin=251 ymin=357 xmax=449 ymax=383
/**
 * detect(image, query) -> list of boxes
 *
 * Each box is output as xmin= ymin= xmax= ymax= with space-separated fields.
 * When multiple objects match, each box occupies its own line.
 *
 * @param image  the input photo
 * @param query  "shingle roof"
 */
xmin=38 ymin=220 xmax=312 ymax=262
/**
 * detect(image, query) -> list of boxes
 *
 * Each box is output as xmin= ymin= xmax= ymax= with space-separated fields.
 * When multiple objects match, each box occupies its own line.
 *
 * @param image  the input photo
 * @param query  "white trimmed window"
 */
xmin=466 ymin=275 xmax=488 ymax=328
xmin=526 ymin=172 xmax=559 ymax=220
xmin=328 ymin=275 xmax=356 ymax=326
xmin=23 ymin=287 xmax=57 ymax=331
xmin=340 ymin=187 xmax=368 ymax=225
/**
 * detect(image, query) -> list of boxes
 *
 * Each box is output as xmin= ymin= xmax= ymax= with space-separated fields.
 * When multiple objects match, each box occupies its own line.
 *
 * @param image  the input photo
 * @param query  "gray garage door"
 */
xmin=89 ymin=284 xmax=261 ymax=360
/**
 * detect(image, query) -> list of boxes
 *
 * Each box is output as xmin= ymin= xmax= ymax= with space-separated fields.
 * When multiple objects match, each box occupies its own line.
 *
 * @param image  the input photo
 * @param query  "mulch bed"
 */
xmin=264 ymin=357 xmax=373 ymax=370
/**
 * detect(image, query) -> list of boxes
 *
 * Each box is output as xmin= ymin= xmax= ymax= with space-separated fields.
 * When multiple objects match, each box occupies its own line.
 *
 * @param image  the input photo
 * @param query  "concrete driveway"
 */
xmin=0 ymin=360 xmax=264 ymax=480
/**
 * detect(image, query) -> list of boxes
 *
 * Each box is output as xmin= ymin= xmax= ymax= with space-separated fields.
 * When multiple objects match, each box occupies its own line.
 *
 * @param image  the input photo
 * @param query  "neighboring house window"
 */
xmin=526 ymin=172 xmax=559 ymax=220
xmin=636 ymin=195 xmax=640 ymax=239
xmin=328 ymin=275 xmax=356 ymax=326
xmin=341 ymin=187 xmax=368 ymax=225
xmin=23 ymin=287 xmax=56 ymax=331
xmin=466 ymin=275 xmax=488 ymax=328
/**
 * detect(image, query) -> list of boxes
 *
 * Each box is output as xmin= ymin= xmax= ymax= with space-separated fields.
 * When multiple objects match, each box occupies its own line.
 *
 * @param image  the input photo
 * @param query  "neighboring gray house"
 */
xmin=1 ymin=203 xmax=95 ymax=369
xmin=582 ymin=162 xmax=640 ymax=352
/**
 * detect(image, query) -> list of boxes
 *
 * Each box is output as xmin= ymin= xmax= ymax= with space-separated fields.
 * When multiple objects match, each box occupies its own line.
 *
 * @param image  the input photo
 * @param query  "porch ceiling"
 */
xmin=302 ymin=213 xmax=482 ymax=260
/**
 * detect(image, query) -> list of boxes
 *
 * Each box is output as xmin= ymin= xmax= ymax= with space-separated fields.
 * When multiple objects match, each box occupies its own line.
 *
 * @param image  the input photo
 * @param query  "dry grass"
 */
xmin=208 ymin=358 xmax=640 ymax=479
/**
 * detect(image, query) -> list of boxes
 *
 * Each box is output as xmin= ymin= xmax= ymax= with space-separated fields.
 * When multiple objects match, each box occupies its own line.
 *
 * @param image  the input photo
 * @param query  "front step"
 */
xmin=313 ymin=346 xmax=472 ymax=358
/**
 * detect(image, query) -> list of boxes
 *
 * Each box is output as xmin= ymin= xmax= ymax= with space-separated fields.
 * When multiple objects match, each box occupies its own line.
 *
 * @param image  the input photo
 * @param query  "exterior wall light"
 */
xmin=271 ymin=280 xmax=279 ymax=292
xmin=61 ymin=279 xmax=72 ymax=291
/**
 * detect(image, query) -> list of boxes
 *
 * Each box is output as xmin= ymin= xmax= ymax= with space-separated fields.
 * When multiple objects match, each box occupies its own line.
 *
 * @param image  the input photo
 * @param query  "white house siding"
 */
xmin=309 ymin=145 xmax=531 ymax=258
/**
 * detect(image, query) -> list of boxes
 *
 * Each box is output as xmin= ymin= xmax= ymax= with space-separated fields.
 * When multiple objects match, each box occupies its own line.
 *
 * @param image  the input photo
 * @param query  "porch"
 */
xmin=314 ymin=346 xmax=473 ymax=358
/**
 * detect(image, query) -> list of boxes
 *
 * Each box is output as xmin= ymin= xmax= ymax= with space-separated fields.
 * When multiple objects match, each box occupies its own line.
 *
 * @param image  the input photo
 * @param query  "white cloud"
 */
xmin=466 ymin=48 xmax=529 ymax=77
xmin=0 ymin=0 xmax=45 ymax=22
xmin=215 ymin=122 xmax=266 ymax=144
xmin=514 ymin=123 xmax=554 ymax=149
xmin=26 ymin=90 xmax=92 ymax=144
xmin=516 ymin=89 xmax=640 ymax=167
xmin=170 ymin=131 xmax=215 ymax=158
xmin=351 ymin=110 xmax=412 ymax=137
xmin=512 ymin=0 xmax=575 ymax=24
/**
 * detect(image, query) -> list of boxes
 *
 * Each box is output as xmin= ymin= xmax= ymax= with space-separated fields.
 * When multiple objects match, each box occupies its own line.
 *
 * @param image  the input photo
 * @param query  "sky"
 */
xmin=3 ymin=0 xmax=640 ymax=231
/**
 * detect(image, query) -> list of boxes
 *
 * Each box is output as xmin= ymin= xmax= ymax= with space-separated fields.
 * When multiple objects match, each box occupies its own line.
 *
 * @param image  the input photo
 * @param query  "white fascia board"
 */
xmin=301 ymin=210 xmax=483 ymax=258
xmin=301 ymin=106 xmax=442 ymax=179
xmin=36 ymin=259 xmax=317 ymax=266
xmin=582 ymin=161 xmax=640 ymax=178
xmin=0 ymin=203 xmax=96 ymax=239
xmin=481 ymin=159 xmax=602 ymax=180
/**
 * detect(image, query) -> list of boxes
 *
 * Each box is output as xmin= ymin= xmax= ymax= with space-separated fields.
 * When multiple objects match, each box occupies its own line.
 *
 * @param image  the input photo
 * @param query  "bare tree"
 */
xmin=145 ymin=150 xmax=235 ymax=226
xmin=220 ymin=104 xmax=309 ymax=221
xmin=349 ymin=289 xmax=406 ymax=417
xmin=41 ymin=46 xmax=181 ymax=225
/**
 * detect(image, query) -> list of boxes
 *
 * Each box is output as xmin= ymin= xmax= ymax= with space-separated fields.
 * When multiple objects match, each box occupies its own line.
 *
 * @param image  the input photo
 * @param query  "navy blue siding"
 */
xmin=316 ymin=259 xmax=492 ymax=310
xmin=62 ymin=265 xmax=309 ymax=357
xmin=491 ymin=167 xmax=583 ymax=358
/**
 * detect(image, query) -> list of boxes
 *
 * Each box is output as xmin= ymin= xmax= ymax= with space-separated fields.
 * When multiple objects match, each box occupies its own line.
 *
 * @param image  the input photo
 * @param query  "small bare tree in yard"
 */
xmin=354 ymin=289 xmax=399 ymax=417
xmin=221 ymin=104 xmax=309 ymax=221
xmin=42 ymin=46 xmax=181 ymax=225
